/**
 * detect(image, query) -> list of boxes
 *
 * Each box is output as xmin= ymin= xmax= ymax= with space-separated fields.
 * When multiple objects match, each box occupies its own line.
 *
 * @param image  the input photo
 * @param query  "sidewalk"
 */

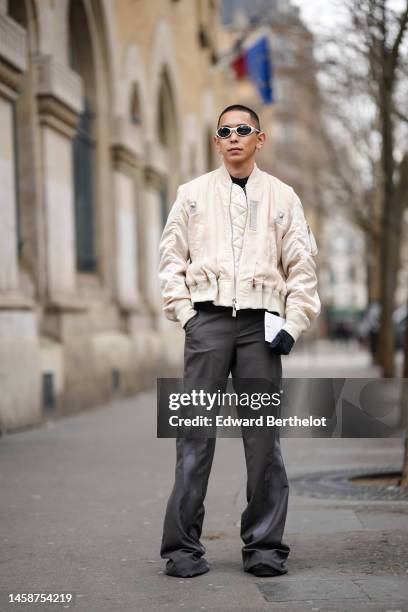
xmin=0 ymin=346 xmax=407 ymax=611
xmin=282 ymin=339 xmax=382 ymax=378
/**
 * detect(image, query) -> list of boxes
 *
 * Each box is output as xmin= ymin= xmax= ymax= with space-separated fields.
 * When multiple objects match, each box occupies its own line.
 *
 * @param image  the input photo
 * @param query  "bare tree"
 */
xmin=318 ymin=0 xmax=408 ymax=375
xmin=321 ymin=1 xmax=408 ymax=483
xmin=399 ymin=152 xmax=408 ymax=487
xmin=366 ymin=0 xmax=408 ymax=377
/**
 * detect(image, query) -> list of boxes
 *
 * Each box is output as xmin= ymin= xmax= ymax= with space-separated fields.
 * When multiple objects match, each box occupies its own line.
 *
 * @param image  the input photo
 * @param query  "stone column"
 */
xmin=142 ymin=151 xmax=168 ymax=317
xmin=0 ymin=13 xmax=42 ymax=430
xmin=142 ymin=144 xmax=185 ymax=366
xmin=111 ymin=118 xmax=153 ymax=332
xmin=33 ymin=54 xmax=84 ymax=308
xmin=0 ymin=13 xmax=26 ymax=299
xmin=111 ymin=119 xmax=143 ymax=309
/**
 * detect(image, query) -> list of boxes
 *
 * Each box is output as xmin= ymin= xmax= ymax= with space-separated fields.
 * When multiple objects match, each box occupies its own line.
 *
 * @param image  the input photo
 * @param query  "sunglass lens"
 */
xmin=217 ymin=127 xmax=231 ymax=138
xmin=236 ymin=124 xmax=252 ymax=136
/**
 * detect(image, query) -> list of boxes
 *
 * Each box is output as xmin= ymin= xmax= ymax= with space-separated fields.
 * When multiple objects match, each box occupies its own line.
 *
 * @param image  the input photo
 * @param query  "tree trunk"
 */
xmin=400 ymin=298 xmax=408 ymax=486
xmin=399 ymin=153 xmax=408 ymax=486
xmin=367 ymin=235 xmax=382 ymax=365
xmin=378 ymin=76 xmax=398 ymax=377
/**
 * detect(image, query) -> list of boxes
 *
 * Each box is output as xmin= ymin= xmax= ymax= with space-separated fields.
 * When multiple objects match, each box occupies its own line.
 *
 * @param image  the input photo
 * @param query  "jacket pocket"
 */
xmin=186 ymin=200 xmax=203 ymax=258
xmin=184 ymin=310 xmax=199 ymax=332
xmin=268 ymin=219 xmax=278 ymax=265
xmin=253 ymin=220 xmax=277 ymax=282
xmin=249 ymin=201 xmax=258 ymax=231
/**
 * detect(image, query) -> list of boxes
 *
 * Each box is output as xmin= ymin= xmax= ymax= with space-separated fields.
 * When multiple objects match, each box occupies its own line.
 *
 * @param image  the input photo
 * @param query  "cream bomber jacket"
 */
xmin=158 ymin=162 xmax=321 ymax=342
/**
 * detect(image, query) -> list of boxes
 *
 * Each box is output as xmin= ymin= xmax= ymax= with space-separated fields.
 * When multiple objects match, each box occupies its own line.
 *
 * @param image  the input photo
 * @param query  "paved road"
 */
xmin=0 ymin=345 xmax=407 ymax=611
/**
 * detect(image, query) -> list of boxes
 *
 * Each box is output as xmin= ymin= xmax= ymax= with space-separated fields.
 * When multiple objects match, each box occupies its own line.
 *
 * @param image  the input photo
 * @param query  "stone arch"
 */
xmin=120 ymin=43 xmax=149 ymax=134
xmin=156 ymin=65 xmax=180 ymax=206
xmin=149 ymin=20 xmax=182 ymax=160
xmin=130 ymin=85 xmax=141 ymax=125
xmin=89 ymin=0 xmax=119 ymax=115
xmin=157 ymin=69 xmax=177 ymax=147
xmin=68 ymin=0 xmax=98 ymax=271
xmin=66 ymin=0 xmax=112 ymax=112
xmin=8 ymin=0 xmax=39 ymax=53
xmin=41 ymin=0 xmax=119 ymax=114
xmin=66 ymin=0 xmax=114 ymax=277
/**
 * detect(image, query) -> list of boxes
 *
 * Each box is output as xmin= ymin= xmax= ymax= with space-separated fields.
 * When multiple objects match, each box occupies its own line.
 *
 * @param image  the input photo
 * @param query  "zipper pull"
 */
xmin=232 ymin=298 xmax=240 ymax=317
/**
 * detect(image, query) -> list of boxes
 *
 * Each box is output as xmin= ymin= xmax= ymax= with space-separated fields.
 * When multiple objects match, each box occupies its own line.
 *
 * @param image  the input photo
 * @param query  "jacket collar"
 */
xmin=216 ymin=161 xmax=263 ymax=201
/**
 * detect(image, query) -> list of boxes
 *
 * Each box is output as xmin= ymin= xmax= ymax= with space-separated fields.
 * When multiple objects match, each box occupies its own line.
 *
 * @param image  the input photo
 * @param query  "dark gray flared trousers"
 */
xmin=160 ymin=302 xmax=290 ymax=576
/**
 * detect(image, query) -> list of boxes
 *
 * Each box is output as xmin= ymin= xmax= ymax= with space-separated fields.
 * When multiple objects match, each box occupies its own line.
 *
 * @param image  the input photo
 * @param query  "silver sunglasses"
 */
xmin=215 ymin=123 xmax=260 ymax=138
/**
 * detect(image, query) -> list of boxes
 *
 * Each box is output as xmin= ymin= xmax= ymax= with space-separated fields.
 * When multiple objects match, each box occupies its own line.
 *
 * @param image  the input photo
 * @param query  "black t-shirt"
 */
xmin=230 ymin=175 xmax=249 ymax=191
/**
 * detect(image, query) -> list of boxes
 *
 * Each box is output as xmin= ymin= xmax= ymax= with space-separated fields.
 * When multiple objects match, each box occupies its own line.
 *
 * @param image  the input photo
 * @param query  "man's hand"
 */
xmin=269 ymin=330 xmax=295 ymax=355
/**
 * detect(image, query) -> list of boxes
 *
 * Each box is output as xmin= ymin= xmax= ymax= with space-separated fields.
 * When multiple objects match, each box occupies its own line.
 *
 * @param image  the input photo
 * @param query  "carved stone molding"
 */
xmin=34 ymin=54 xmax=83 ymax=138
xmin=45 ymin=293 xmax=89 ymax=313
xmin=0 ymin=13 xmax=27 ymax=73
xmin=112 ymin=145 xmax=140 ymax=173
xmin=37 ymin=94 xmax=79 ymax=138
xmin=0 ymin=292 xmax=35 ymax=310
xmin=144 ymin=165 xmax=167 ymax=190
xmin=112 ymin=117 xmax=143 ymax=157
xmin=0 ymin=14 xmax=27 ymax=100
xmin=34 ymin=54 xmax=83 ymax=114
xmin=0 ymin=60 xmax=22 ymax=100
xmin=144 ymin=141 xmax=169 ymax=187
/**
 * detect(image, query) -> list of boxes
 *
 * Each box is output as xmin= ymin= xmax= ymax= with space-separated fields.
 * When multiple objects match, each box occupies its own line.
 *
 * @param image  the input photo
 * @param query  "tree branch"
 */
xmin=391 ymin=2 xmax=408 ymax=72
xmin=393 ymin=107 xmax=408 ymax=124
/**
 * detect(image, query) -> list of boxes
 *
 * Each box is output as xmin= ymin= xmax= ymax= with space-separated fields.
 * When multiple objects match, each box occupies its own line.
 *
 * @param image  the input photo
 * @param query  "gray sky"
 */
xmin=292 ymin=0 xmax=407 ymax=35
xmin=291 ymin=0 xmax=346 ymax=34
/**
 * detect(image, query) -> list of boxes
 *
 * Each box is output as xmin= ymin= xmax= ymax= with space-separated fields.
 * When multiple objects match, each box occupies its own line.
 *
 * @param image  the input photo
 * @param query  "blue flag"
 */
xmin=245 ymin=35 xmax=274 ymax=104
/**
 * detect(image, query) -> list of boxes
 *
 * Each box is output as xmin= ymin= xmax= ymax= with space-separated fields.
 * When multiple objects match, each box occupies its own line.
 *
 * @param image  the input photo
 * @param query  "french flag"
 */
xmin=231 ymin=34 xmax=274 ymax=104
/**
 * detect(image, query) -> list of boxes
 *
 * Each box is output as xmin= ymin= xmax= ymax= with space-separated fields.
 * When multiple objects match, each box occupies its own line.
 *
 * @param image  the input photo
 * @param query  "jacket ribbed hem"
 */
xmin=189 ymin=278 xmax=286 ymax=316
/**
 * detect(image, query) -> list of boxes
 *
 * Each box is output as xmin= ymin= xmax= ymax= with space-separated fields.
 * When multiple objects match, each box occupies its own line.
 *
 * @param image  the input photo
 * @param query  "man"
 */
xmin=158 ymin=104 xmax=321 ymax=578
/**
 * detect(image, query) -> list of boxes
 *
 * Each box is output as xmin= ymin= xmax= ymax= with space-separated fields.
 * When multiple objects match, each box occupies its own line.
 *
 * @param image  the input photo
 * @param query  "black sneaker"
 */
xmin=247 ymin=564 xmax=288 ymax=577
xmin=165 ymin=557 xmax=210 ymax=578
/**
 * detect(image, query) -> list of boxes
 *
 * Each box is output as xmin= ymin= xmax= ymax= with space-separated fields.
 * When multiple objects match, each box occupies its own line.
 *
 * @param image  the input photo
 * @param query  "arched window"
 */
xmin=69 ymin=0 xmax=97 ymax=272
xmin=130 ymin=85 xmax=141 ymax=125
xmin=157 ymin=85 xmax=168 ymax=147
xmin=157 ymin=71 xmax=176 ymax=149
xmin=156 ymin=69 xmax=179 ymax=201
xmin=72 ymin=99 xmax=96 ymax=271
xmin=11 ymin=88 xmax=22 ymax=257
xmin=7 ymin=0 xmax=39 ymax=266
xmin=8 ymin=0 xmax=27 ymax=258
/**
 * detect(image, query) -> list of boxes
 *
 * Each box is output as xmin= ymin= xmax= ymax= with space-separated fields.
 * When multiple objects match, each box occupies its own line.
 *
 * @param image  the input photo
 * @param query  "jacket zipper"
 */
xmin=229 ymin=183 xmax=249 ymax=318
xmin=229 ymin=183 xmax=239 ymax=317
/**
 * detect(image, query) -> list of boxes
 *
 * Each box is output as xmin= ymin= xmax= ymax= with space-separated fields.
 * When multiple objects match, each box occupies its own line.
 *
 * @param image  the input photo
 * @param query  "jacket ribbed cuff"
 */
xmin=175 ymin=301 xmax=198 ymax=329
xmin=281 ymin=310 xmax=309 ymax=343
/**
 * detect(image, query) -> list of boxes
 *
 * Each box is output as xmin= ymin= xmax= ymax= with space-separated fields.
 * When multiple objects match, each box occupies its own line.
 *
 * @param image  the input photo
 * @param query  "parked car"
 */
xmin=394 ymin=305 xmax=408 ymax=350
xmin=357 ymin=302 xmax=407 ymax=351
xmin=356 ymin=302 xmax=380 ymax=353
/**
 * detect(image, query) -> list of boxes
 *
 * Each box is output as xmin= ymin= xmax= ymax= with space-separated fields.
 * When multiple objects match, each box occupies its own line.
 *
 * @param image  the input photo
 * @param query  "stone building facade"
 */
xmin=0 ymin=0 xmax=224 ymax=431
